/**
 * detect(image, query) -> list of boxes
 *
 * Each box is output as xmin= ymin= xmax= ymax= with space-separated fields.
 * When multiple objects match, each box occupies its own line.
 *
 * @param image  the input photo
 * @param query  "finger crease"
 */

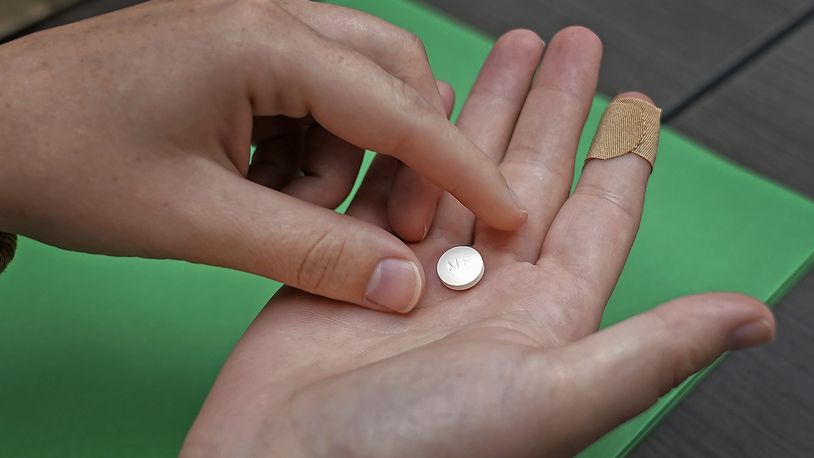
xmin=576 ymin=185 xmax=639 ymax=223
xmin=501 ymin=153 xmax=571 ymax=184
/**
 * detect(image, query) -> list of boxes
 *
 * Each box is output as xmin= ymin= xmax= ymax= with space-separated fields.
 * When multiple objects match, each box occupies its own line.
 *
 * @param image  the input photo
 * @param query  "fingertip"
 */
xmin=435 ymin=80 xmax=456 ymax=117
xmin=728 ymin=317 xmax=775 ymax=351
xmin=407 ymin=257 xmax=426 ymax=313
xmin=614 ymin=91 xmax=655 ymax=105
xmin=550 ymin=25 xmax=602 ymax=55
xmin=508 ymin=207 xmax=530 ymax=230
xmin=537 ymin=28 xmax=602 ymax=86
xmin=387 ymin=195 xmax=436 ymax=242
xmin=706 ymin=292 xmax=776 ymax=347
xmin=364 ymin=256 xmax=424 ymax=314
xmin=496 ymin=28 xmax=545 ymax=52
xmin=489 ymin=30 xmax=545 ymax=76
xmin=387 ymin=169 xmax=441 ymax=242
xmin=484 ymin=210 xmax=529 ymax=232
xmin=435 ymin=80 xmax=454 ymax=100
xmin=661 ymin=292 xmax=775 ymax=350
xmin=693 ymin=291 xmax=772 ymax=319
xmin=465 ymin=182 xmax=529 ymax=233
xmin=496 ymin=187 xmax=530 ymax=231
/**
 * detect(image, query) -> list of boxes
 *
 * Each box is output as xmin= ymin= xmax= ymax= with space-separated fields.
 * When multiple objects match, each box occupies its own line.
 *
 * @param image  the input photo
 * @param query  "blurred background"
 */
xmin=1 ymin=1 xmax=813 ymax=456
xmin=0 ymin=0 xmax=81 ymax=37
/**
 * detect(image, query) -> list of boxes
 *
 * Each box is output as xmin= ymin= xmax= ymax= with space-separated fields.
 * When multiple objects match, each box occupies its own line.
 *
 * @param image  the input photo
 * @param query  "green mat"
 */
xmin=2 ymin=0 xmax=814 ymax=456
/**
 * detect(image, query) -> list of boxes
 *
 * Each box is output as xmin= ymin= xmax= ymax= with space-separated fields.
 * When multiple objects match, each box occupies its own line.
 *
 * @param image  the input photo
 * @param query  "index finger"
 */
xmin=250 ymin=18 xmax=527 ymax=231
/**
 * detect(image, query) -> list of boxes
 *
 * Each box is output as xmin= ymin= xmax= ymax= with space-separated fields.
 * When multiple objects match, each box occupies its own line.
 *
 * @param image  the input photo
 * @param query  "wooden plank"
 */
xmin=671 ymin=22 xmax=814 ymax=198
xmin=0 ymin=0 xmax=83 ymax=38
xmin=5 ymin=0 xmax=144 ymax=38
xmin=420 ymin=0 xmax=811 ymax=109
xmin=634 ymin=21 xmax=814 ymax=458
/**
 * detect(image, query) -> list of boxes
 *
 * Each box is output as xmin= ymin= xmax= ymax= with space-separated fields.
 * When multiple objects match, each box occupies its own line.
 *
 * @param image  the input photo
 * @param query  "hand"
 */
xmin=180 ymin=28 xmax=775 ymax=457
xmin=0 ymin=0 xmax=525 ymax=312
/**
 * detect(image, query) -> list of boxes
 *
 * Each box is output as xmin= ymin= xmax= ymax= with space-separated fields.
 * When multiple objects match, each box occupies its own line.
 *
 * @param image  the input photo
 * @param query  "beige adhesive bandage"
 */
xmin=586 ymin=97 xmax=662 ymax=168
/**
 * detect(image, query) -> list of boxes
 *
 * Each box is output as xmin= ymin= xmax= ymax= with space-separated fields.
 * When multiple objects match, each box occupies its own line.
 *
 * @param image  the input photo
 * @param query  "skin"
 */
xmin=0 ymin=0 xmax=526 ymax=314
xmin=181 ymin=29 xmax=776 ymax=457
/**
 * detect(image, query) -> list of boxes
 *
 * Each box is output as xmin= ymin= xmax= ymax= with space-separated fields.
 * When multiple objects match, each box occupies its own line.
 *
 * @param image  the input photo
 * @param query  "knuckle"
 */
xmin=500 ymin=154 xmax=571 ymax=185
xmin=577 ymin=182 xmax=640 ymax=224
xmin=396 ymin=30 xmax=434 ymax=83
xmin=664 ymin=338 xmax=705 ymax=396
xmin=217 ymin=0 xmax=289 ymax=35
xmin=390 ymin=76 xmax=427 ymax=114
xmin=401 ymin=30 xmax=427 ymax=58
xmin=648 ymin=309 xmax=707 ymax=396
xmin=222 ymin=0 xmax=273 ymax=19
xmin=530 ymin=81 xmax=584 ymax=105
xmin=296 ymin=231 xmax=348 ymax=291
xmin=382 ymin=78 xmax=428 ymax=153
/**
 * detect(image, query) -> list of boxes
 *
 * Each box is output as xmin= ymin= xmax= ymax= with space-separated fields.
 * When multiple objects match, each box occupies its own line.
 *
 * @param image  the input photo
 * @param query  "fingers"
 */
xmin=436 ymin=81 xmax=456 ymax=124
xmin=250 ymin=119 xmax=363 ymax=209
xmin=280 ymin=124 xmax=364 ymax=209
xmin=346 ymin=81 xmax=456 ymax=229
xmin=172 ymin=165 xmax=424 ymax=314
xmin=249 ymin=10 xmax=527 ymax=232
xmin=344 ymin=154 xmax=399 ymax=229
xmin=533 ymin=293 xmax=774 ymax=456
xmin=281 ymin=1 xmax=449 ymax=240
xmin=386 ymin=81 xmax=456 ymax=239
xmin=247 ymin=116 xmax=302 ymax=190
xmin=428 ymin=30 xmax=544 ymax=244
xmin=475 ymin=27 xmax=602 ymax=263
xmin=280 ymin=0 xmax=447 ymax=113
xmin=538 ymin=92 xmax=656 ymax=324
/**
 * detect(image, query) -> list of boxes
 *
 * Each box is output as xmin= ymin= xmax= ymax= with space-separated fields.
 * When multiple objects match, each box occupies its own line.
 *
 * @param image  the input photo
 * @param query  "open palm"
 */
xmin=182 ymin=28 xmax=773 ymax=458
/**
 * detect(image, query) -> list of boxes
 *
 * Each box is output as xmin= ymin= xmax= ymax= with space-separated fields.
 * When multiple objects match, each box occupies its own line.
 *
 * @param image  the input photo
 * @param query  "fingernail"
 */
xmin=365 ymin=259 xmax=422 ymax=313
xmin=508 ymin=186 xmax=523 ymax=209
xmin=508 ymin=187 xmax=529 ymax=222
xmin=728 ymin=319 xmax=774 ymax=351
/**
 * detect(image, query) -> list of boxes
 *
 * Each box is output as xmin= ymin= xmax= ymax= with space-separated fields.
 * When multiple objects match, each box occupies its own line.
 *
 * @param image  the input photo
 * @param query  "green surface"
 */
xmin=2 ymin=0 xmax=814 ymax=456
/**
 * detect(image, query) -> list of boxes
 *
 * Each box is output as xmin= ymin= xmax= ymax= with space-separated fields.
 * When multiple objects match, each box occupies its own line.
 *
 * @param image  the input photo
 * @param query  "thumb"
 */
xmin=169 ymin=168 xmax=424 ymax=313
xmin=541 ymin=293 xmax=775 ymax=455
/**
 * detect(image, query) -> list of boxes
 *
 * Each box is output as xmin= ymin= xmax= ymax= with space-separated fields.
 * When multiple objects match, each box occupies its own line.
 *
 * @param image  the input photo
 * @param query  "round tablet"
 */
xmin=436 ymin=246 xmax=484 ymax=291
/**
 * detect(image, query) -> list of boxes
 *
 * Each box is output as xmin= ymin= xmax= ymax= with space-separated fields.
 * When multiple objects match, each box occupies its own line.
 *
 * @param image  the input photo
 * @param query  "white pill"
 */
xmin=436 ymin=246 xmax=484 ymax=291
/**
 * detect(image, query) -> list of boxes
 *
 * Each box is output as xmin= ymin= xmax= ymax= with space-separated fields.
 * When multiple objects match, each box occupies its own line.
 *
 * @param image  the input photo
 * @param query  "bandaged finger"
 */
xmin=586 ymin=97 xmax=662 ymax=168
